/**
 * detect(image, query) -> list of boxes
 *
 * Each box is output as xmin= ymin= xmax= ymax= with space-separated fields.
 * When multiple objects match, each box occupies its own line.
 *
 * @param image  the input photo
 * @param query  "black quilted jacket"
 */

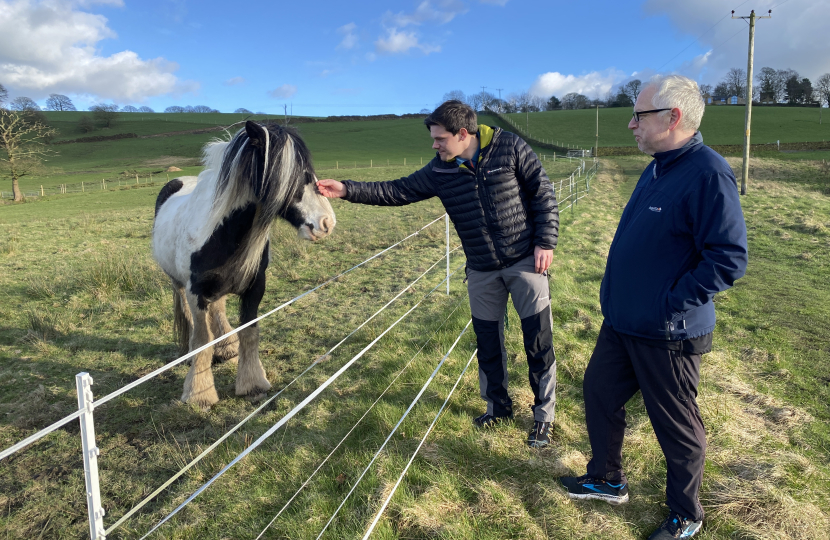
xmin=342 ymin=126 xmax=559 ymax=271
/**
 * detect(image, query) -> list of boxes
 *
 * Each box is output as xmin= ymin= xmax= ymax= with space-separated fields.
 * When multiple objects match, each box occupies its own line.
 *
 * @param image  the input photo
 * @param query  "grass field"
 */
xmin=1 ymin=151 xmax=828 ymax=539
xmin=503 ymin=106 xmax=830 ymax=148
xmin=6 ymin=108 xmax=828 ymax=196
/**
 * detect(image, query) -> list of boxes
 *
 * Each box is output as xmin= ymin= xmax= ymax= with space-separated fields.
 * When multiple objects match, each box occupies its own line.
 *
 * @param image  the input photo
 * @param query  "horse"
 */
xmin=152 ymin=121 xmax=335 ymax=408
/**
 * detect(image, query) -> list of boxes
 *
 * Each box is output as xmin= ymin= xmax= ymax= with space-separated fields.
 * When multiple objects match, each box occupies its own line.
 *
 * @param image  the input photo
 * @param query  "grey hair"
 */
xmin=645 ymin=75 xmax=705 ymax=132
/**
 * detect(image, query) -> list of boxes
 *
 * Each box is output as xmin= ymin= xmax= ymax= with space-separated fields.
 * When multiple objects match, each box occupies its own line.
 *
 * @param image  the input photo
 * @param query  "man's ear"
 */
xmin=457 ymin=128 xmax=469 ymax=141
xmin=668 ymin=108 xmax=683 ymax=131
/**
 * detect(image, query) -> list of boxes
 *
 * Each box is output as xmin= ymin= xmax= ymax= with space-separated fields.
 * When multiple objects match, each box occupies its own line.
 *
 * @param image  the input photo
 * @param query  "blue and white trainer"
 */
xmin=647 ymin=511 xmax=702 ymax=539
xmin=559 ymin=474 xmax=629 ymax=505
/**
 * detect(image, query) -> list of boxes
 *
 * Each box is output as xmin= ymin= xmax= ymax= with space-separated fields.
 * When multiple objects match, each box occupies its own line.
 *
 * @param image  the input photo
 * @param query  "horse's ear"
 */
xmin=245 ymin=121 xmax=265 ymax=147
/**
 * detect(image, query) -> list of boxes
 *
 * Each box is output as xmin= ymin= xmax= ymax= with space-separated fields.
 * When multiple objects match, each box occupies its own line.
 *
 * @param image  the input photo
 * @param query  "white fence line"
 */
xmin=315 ymin=320 xmax=473 ymax=540
xmin=363 ymin=347 xmax=478 ymax=539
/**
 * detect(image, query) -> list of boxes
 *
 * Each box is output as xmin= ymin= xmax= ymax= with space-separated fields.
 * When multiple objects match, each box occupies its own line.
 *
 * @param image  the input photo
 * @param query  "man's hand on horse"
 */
xmin=534 ymin=246 xmax=553 ymax=274
xmin=316 ymin=179 xmax=346 ymax=199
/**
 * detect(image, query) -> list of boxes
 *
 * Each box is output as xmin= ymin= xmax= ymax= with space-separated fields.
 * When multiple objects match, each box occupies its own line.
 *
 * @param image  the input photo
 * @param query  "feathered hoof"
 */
xmin=236 ymin=380 xmax=271 ymax=401
xmin=181 ymin=387 xmax=219 ymax=409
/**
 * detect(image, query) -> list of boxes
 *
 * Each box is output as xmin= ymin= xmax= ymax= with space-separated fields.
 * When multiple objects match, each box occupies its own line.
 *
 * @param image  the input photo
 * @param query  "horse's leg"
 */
xmin=210 ymin=295 xmax=239 ymax=364
xmin=181 ymin=292 xmax=219 ymax=407
xmin=172 ymin=282 xmax=193 ymax=357
xmin=235 ymin=251 xmax=271 ymax=400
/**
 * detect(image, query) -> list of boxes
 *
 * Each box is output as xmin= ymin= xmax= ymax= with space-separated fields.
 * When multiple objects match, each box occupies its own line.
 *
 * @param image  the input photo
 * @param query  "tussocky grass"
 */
xmin=0 ymin=157 xmax=828 ymax=539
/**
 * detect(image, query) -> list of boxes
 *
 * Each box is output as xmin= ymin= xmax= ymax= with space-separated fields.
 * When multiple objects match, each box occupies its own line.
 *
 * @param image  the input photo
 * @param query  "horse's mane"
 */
xmin=200 ymin=123 xmax=314 ymax=286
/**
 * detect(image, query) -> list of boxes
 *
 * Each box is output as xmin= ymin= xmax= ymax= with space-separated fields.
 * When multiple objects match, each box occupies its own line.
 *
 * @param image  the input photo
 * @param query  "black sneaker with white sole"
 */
xmin=473 ymin=412 xmax=512 ymax=428
xmin=647 ymin=511 xmax=702 ymax=539
xmin=559 ymin=474 xmax=629 ymax=505
xmin=527 ymin=421 xmax=551 ymax=448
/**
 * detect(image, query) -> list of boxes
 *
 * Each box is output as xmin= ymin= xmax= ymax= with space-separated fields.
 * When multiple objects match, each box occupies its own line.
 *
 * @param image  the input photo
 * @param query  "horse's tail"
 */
xmin=172 ymin=283 xmax=192 ymax=355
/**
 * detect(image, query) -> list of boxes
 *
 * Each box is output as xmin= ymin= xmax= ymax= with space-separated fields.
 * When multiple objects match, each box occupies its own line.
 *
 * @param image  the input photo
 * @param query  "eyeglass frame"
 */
xmin=631 ymin=108 xmax=672 ymax=122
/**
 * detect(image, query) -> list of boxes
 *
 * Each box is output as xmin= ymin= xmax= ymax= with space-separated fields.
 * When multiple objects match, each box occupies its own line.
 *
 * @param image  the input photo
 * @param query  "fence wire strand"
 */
xmin=314 ymin=319 xmax=473 ymax=540
xmin=362 ymin=347 xmax=478 ymax=539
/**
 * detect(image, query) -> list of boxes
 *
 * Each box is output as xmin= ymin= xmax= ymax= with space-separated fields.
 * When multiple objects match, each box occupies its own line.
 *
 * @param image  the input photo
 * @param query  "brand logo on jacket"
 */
xmin=649 ymin=206 xmax=662 ymax=212
xmin=486 ymin=168 xmax=504 ymax=174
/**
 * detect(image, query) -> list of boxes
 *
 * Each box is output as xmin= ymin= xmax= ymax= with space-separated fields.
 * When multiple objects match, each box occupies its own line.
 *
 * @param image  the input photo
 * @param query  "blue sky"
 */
xmin=0 ymin=0 xmax=826 ymax=115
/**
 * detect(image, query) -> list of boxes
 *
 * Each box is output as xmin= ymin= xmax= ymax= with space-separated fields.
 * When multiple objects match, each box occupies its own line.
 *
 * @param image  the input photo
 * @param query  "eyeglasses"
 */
xmin=632 ymin=108 xmax=671 ymax=122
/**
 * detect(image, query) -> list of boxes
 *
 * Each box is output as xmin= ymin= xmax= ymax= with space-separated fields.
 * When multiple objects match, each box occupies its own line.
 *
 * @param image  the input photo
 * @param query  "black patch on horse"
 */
xmin=155 ymin=178 xmax=184 ymax=216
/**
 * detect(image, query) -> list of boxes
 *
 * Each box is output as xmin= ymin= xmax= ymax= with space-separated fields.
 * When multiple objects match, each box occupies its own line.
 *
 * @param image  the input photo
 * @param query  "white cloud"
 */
xmin=0 ymin=0 xmax=196 ymax=101
xmin=224 ymin=76 xmax=245 ymax=86
xmin=383 ymin=0 xmax=467 ymax=28
xmin=643 ymin=0 xmax=830 ymax=83
xmin=268 ymin=84 xmax=297 ymax=99
xmin=375 ymin=28 xmax=440 ymax=55
xmin=529 ymin=69 xmax=627 ymax=98
xmin=337 ymin=22 xmax=358 ymax=50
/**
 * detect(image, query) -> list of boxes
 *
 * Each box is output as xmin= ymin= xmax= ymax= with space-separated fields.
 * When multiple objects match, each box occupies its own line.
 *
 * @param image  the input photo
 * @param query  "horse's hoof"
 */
xmin=212 ymin=353 xmax=238 ymax=365
xmin=181 ymin=388 xmax=219 ymax=408
xmin=245 ymin=391 xmax=268 ymax=403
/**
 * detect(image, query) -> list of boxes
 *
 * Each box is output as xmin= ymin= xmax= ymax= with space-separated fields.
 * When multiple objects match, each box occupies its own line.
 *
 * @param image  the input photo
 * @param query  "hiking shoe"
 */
xmin=527 ymin=421 xmax=551 ymax=448
xmin=473 ymin=412 xmax=512 ymax=428
xmin=559 ymin=474 xmax=629 ymax=505
xmin=647 ymin=511 xmax=702 ymax=539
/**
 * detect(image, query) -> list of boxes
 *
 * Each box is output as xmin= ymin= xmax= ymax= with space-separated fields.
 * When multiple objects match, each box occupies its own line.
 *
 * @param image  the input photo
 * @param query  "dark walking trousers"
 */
xmin=467 ymin=255 xmax=556 ymax=422
xmin=584 ymin=322 xmax=708 ymax=521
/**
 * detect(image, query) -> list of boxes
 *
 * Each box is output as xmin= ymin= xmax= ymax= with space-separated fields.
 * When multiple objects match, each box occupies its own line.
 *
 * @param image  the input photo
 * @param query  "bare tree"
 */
xmin=138 ymin=106 xmax=155 ymax=113
xmin=165 ymin=106 xmax=185 ymax=113
xmin=0 ymin=108 xmax=57 ymax=201
xmin=722 ymin=68 xmax=747 ymax=98
xmin=816 ymin=73 xmax=830 ymax=108
xmin=10 ymin=97 xmax=40 ymax=111
xmin=78 ymin=115 xmax=95 ymax=133
xmin=622 ymin=79 xmax=642 ymax=103
xmin=775 ymin=69 xmax=798 ymax=103
xmin=0 ymin=84 xmax=8 ymax=108
xmin=467 ymin=92 xmax=484 ymax=111
xmin=121 ymin=105 xmax=138 ymax=112
xmin=89 ymin=104 xmax=119 ymax=127
xmin=756 ymin=67 xmax=778 ymax=101
xmin=191 ymin=105 xmax=215 ymax=113
xmin=45 ymin=94 xmax=76 ymax=111
xmin=699 ymin=84 xmax=712 ymax=97
xmin=234 ymin=108 xmax=253 ymax=114
xmin=440 ymin=90 xmax=466 ymax=107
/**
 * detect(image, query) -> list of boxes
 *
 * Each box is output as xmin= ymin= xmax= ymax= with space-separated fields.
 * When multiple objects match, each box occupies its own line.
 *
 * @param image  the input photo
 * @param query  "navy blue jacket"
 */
xmin=600 ymin=132 xmax=748 ymax=341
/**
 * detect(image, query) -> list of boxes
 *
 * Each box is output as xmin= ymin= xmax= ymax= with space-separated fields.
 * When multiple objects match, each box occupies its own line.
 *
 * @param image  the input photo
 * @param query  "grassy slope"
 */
xmin=504 ymin=106 xmax=830 ymax=148
xmin=1 ymin=156 xmax=828 ymax=539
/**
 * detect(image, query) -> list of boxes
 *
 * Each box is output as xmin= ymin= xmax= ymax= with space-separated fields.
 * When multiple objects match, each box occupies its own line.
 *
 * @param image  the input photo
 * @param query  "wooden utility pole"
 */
xmin=595 ymin=105 xmax=599 ymax=158
xmin=733 ymin=9 xmax=771 ymax=195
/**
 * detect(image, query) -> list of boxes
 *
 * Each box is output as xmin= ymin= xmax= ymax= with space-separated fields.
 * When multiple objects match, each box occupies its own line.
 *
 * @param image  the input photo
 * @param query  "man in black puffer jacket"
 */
xmin=317 ymin=100 xmax=559 ymax=447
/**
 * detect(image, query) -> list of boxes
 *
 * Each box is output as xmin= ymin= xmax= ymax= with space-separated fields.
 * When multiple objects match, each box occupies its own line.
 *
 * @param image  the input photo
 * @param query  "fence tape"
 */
xmin=362 ymin=348 xmax=478 ymax=539
xmin=314 ymin=319 xmax=472 ymax=540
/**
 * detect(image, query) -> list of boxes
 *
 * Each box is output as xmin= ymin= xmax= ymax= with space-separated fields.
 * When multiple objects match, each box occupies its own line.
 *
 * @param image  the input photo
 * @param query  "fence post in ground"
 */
xmin=41 ymin=185 xmax=44 ymax=197
xmin=336 ymin=161 xmax=338 ymax=170
xmin=370 ymin=160 xmax=372 ymax=168
xmin=76 ymin=373 xmax=106 ymax=540
xmin=82 ymin=181 xmax=84 ymax=193
xmin=404 ymin=158 xmax=406 ymax=166
xmin=445 ymin=214 xmax=450 ymax=295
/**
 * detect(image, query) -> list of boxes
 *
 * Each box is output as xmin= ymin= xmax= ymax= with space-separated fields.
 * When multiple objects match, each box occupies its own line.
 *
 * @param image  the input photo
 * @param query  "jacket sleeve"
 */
xmin=342 ymin=166 xmax=436 ymax=206
xmin=514 ymin=137 xmax=559 ymax=249
xmin=668 ymin=170 xmax=748 ymax=312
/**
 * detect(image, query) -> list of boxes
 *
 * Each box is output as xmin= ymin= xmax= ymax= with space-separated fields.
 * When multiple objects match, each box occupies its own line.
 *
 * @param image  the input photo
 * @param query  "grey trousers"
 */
xmin=467 ymin=255 xmax=557 ymax=422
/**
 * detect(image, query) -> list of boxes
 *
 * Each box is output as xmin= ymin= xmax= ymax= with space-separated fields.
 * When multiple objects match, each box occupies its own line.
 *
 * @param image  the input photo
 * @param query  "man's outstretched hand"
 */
xmin=316 ymin=179 xmax=346 ymax=198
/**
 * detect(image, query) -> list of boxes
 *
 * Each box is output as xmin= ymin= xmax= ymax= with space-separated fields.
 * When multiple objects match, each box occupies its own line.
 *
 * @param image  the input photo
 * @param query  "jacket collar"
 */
xmin=652 ymin=131 xmax=703 ymax=178
xmin=436 ymin=124 xmax=500 ymax=168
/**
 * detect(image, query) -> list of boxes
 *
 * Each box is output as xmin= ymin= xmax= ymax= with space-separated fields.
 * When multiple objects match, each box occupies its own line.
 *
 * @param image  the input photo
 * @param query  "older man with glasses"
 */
xmin=560 ymin=75 xmax=748 ymax=539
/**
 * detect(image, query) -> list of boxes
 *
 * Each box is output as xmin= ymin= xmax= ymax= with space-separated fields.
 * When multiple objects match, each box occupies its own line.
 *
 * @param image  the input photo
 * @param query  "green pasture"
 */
xmin=503 ymin=106 xmax=830 ymax=149
xmin=1 ymin=153 xmax=828 ymax=538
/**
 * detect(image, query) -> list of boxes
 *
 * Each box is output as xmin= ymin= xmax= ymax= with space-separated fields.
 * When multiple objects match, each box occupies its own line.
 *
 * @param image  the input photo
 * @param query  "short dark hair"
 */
xmin=424 ymin=100 xmax=477 ymax=135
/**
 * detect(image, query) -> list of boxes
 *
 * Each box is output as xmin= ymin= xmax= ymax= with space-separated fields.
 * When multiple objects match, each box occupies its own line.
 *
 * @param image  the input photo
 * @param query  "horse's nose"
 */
xmin=319 ymin=216 xmax=334 ymax=235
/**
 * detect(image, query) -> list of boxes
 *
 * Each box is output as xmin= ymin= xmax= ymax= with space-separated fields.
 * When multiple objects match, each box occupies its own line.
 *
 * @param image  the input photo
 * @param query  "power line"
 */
xmin=655 ymin=0 xmax=753 ymax=72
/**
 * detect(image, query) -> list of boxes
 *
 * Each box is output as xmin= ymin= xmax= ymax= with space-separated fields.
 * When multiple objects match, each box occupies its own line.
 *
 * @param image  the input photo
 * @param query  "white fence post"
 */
xmin=445 ymin=214 xmax=450 ymax=295
xmin=76 ymin=373 xmax=106 ymax=540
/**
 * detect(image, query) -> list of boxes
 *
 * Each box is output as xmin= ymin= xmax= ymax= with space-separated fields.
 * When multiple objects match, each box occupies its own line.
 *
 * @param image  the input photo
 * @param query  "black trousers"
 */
xmin=583 ymin=323 xmax=707 ymax=521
